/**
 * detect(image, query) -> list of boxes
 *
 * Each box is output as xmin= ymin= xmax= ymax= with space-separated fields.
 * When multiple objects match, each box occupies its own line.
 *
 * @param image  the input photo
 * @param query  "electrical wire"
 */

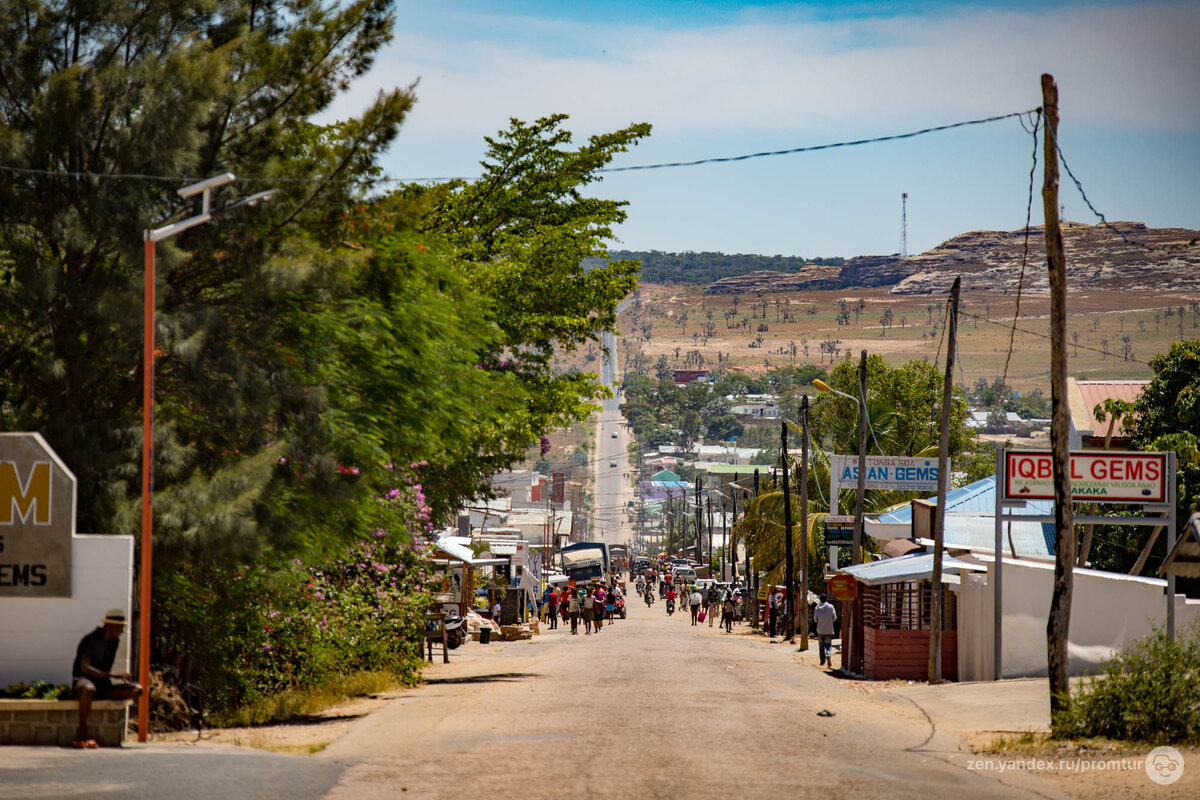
xmin=1000 ymin=109 xmax=1041 ymax=389
xmin=0 ymin=109 xmax=1040 ymax=186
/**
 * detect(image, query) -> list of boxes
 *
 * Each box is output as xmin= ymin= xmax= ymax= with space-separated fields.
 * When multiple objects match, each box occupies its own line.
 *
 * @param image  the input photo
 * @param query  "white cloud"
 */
xmin=324 ymin=2 xmax=1200 ymax=143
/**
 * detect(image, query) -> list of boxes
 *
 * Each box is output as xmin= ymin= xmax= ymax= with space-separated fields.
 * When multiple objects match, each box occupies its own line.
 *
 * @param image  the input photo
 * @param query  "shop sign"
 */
xmin=1004 ymin=451 xmax=1167 ymax=503
xmin=824 ymin=515 xmax=855 ymax=545
xmin=828 ymin=574 xmax=857 ymax=601
xmin=831 ymin=455 xmax=947 ymax=493
xmin=0 ymin=433 xmax=77 ymax=597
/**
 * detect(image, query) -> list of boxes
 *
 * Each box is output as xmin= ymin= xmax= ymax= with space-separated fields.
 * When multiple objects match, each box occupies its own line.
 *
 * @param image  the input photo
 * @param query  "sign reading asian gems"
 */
xmin=831 ymin=455 xmax=948 ymax=493
xmin=1003 ymin=451 xmax=1167 ymax=503
xmin=0 ymin=433 xmax=77 ymax=597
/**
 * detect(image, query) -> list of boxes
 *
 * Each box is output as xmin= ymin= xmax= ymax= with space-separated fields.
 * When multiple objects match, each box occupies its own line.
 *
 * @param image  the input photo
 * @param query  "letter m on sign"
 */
xmin=0 ymin=461 xmax=51 ymax=524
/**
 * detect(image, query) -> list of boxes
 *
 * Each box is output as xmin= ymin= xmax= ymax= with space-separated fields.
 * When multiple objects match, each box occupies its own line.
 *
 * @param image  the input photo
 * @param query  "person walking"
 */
xmin=814 ymin=593 xmax=838 ymax=667
xmin=688 ymin=586 xmax=703 ymax=625
xmin=768 ymin=586 xmax=779 ymax=637
xmin=722 ymin=590 xmax=736 ymax=633
xmin=706 ymin=585 xmax=719 ymax=627
xmin=568 ymin=589 xmax=581 ymax=635
xmin=594 ymin=585 xmax=606 ymax=633
xmin=582 ymin=587 xmax=594 ymax=635
xmin=545 ymin=587 xmax=559 ymax=630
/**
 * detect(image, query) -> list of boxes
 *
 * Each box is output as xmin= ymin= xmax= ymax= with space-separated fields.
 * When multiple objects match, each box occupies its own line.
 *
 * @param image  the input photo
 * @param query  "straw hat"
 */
xmin=102 ymin=609 xmax=127 ymax=625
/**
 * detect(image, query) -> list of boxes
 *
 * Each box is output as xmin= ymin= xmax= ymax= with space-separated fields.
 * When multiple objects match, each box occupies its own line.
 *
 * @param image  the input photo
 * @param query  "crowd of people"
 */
xmin=541 ymin=581 xmax=625 ymax=635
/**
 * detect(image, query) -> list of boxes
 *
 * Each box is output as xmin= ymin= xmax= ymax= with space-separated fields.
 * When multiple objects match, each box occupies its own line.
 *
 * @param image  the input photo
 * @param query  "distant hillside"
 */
xmin=702 ymin=222 xmax=1200 ymax=295
xmin=588 ymin=250 xmax=845 ymax=285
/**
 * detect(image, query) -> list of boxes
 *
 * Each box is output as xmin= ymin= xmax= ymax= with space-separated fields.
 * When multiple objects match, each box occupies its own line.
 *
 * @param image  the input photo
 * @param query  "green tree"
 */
xmin=0 ymin=0 xmax=409 ymax=555
xmin=1129 ymin=340 xmax=1200 ymax=518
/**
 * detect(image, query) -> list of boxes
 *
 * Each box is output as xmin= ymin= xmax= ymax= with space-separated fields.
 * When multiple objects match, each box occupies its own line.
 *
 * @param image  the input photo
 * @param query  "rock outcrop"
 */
xmin=702 ymin=223 xmax=1200 ymax=295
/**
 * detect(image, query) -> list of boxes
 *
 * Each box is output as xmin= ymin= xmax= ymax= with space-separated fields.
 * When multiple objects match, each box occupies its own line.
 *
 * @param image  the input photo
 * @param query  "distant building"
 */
xmin=1067 ymin=378 xmax=1148 ymax=449
xmin=672 ymin=368 xmax=709 ymax=386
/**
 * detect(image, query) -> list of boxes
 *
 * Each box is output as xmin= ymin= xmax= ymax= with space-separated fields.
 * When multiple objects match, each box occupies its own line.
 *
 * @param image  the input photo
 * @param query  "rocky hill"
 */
xmin=703 ymin=222 xmax=1200 ymax=295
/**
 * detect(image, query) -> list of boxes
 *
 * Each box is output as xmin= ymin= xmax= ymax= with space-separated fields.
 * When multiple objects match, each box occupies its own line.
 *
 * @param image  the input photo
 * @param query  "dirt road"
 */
xmin=318 ymin=599 xmax=1071 ymax=799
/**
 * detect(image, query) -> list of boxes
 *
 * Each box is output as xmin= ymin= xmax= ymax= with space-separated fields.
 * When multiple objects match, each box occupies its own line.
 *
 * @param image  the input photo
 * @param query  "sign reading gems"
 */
xmin=0 ymin=433 xmax=77 ymax=597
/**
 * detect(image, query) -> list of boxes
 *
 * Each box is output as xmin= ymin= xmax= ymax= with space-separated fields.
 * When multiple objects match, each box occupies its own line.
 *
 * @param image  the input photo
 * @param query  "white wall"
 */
xmin=0 ymin=535 xmax=134 ymax=686
xmin=959 ymin=558 xmax=1200 ymax=681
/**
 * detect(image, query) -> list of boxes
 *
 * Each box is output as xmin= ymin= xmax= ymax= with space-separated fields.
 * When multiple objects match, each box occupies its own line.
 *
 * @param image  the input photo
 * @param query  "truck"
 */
xmin=560 ymin=542 xmax=609 ymax=586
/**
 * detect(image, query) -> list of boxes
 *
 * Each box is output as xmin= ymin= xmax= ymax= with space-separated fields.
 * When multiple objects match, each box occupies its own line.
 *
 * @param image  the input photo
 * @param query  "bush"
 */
xmin=1 ymin=681 xmax=71 ymax=700
xmin=1052 ymin=621 xmax=1200 ymax=745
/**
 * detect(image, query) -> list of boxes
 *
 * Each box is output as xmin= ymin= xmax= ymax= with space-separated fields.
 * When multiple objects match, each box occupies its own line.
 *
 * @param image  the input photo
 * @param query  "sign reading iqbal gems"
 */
xmin=0 ymin=433 xmax=77 ymax=597
xmin=1004 ymin=451 xmax=1168 ymax=503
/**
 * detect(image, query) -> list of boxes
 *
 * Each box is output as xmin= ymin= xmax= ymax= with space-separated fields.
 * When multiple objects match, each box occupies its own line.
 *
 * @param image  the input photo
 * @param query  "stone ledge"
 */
xmin=0 ymin=699 xmax=130 ymax=747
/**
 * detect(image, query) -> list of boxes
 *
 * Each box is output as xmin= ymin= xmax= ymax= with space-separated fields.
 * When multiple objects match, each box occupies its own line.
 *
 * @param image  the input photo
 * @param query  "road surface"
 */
xmin=590 ymin=324 xmax=634 ymax=549
xmin=317 ymin=592 xmax=1071 ymax=799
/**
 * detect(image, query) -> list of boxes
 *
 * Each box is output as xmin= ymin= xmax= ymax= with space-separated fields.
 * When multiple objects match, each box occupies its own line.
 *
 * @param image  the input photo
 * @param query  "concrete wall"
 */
xmin=959 ymin=558 xmax=1200 ymax=681
xmin=0 ymin=535 xmax=134 ymax=686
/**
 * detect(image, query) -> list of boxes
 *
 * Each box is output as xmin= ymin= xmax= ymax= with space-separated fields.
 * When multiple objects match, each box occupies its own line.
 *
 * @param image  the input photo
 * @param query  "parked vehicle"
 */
xmin=611 ymin=431 xmax=618 ymax=438
xmin=672 ymin=566 xmax=697 ymax=585
xmin=444 ymin=613 xmax=469 ymax=649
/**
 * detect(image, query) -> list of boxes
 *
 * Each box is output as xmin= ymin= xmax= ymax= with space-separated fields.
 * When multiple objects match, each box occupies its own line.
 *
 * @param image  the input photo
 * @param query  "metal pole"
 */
xmin=781 ymin=421 xmax=795 ymax=643
xmin=721 ymin=499 xmax=728 ymax=582
xmin=799 ymin=395 xmax=810 ymax=650
xmin=138 ymin=234 xmax=155 ymax=743
xmin=994 ymin=446 xmax=1004 ymax=680
xmin=852 ymin=350 xmax=868 ymax=565
xmin=1168 ymin=451 xmax=1177 ymax=641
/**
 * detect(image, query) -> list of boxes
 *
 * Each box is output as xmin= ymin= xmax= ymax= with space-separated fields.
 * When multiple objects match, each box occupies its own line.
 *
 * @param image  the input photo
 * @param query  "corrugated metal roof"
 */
xmin=842 ymin=553 xmax=986 ymax=586
xmin=874 ymin=476 xmax=1053 ymax=521
xmin=1069 ymin=379 xmax=1147 ymax=439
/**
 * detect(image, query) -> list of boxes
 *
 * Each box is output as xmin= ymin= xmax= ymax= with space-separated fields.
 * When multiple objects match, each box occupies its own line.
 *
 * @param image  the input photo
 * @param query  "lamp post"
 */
xmin=139 ymin=175 xmax=273 ymax=742
xmin=813 ymin=360 xmax=869 ymax=566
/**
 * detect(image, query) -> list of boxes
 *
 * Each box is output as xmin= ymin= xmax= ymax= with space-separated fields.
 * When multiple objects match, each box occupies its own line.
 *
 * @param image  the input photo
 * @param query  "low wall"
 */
xmin=0 ymin=699 xmax=129 ymax=746
xmin=864 ymin=628 xmax=958 ymax=681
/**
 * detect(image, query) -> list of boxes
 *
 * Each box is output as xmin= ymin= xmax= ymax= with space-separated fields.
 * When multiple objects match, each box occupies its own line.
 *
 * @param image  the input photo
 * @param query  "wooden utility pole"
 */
xmin=1042 ymin=73 xmax=1076 ymax=721
xmin=799 ymin=395 xmax=811 ymax=650
xmin=707 ymin=497 xmax=713 ymax=572
xmin=852 ymin=350 xmax=868 ymax=565
xmin=781 ymin=420 xmax=795 ymax=643
xmin=694 ymin=477 xmax=703 ymax=564
xmin=929 ymin=276 xmax=960 ymax=683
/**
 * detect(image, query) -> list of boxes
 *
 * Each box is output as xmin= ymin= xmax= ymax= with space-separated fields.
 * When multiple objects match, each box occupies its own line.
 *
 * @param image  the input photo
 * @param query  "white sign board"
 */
xmin=1003 ymin=451 xmax=1167 ymax=503
xmin=1 ymin=433 xmax=77 ymax=597
xmin=831 ymin=455 xmax=947 ymax=493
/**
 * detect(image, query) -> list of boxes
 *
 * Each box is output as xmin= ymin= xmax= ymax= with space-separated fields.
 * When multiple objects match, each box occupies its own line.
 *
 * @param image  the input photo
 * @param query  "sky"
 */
xmin=320 ymin=0 xmax=1200 ymax=259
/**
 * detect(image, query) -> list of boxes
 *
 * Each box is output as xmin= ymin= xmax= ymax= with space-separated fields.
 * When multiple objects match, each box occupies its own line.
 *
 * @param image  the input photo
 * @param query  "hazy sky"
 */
xmin=322 ymin=0 xmax=1200 ymax=259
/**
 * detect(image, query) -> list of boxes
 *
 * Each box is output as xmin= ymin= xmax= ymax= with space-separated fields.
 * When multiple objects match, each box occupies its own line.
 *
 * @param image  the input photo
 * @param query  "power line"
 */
xmin=959 ymin=310 xmax=1151 ymax=366
xmin=597 ymin=110 xmax=1040 ymax=172
xmin=0 ymin=109 xmax=1041 ymax=187
xmin=1043 ymin=124 xmax=1200 ymax=253
xmin=1000 ymin=109 xmax=1041 ymax=389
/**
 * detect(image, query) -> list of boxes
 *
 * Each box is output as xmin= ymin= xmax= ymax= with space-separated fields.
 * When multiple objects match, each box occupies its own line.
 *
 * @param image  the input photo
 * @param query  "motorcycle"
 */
xmin=443 ymin=613 xmax=469 ymax=649
xmin=666 ymin=597 xmax=675 ymax=616
xmin=644 ymin=590 xmax=654 ymax=607
xmin=614 ymin=596 xmax=627 ymax=619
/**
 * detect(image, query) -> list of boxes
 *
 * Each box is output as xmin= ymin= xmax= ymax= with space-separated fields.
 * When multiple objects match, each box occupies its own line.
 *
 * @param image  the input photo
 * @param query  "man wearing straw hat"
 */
xmin=71 ymin=608 xmax=141 ymax=748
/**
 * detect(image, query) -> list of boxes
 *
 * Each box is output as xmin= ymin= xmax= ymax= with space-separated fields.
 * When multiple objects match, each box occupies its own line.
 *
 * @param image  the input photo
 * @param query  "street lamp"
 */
xmin=139 ymin=175 xmax=273 ymax=741
xmin=812 ymin=351 xmax=869 ymax=565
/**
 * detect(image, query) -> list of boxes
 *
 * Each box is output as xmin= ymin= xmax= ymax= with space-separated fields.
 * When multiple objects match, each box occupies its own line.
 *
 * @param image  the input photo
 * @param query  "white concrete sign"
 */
xmin=1003 ymin=451 xmax=1167 ymax=503
xmin=0 ymin=433 xmax=77 ymax=597
xmin=831 ymin=455 xmax=947 ymax=493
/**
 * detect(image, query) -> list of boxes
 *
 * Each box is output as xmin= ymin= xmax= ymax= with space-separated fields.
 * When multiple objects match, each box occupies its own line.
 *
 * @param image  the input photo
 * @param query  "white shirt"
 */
xmin=689 ymin=591 xmax=703 ymax=606
xmin=814 ymin=601 xmax=838 ymax=636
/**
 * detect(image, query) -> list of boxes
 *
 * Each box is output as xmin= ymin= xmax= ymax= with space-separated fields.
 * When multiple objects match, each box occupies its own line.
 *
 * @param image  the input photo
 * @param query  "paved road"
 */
xmin=590 ymin=324 xmax=634 ymax=549
xmin=0 ymin=743 xmax=344 ymax=800
xmin=318 ymin=598 xmax=1071 ymax=800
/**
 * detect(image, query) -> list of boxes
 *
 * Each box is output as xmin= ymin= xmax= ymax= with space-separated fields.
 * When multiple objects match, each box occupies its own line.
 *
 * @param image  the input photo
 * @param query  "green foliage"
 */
xmin=1130 ymin=340 xmax=1200 ymax=517
xmin=1 ymin=681 xmax=71 ymax=700
xmin=590 ymin=250 xmax=845 ymax=285
xmin=1052 ymin=622 xmax=1200 ymax=745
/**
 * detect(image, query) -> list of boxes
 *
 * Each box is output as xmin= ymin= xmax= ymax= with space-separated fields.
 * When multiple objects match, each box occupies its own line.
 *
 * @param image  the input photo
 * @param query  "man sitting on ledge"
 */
xmin=71 ymin=609 xmax=141 ymax=748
